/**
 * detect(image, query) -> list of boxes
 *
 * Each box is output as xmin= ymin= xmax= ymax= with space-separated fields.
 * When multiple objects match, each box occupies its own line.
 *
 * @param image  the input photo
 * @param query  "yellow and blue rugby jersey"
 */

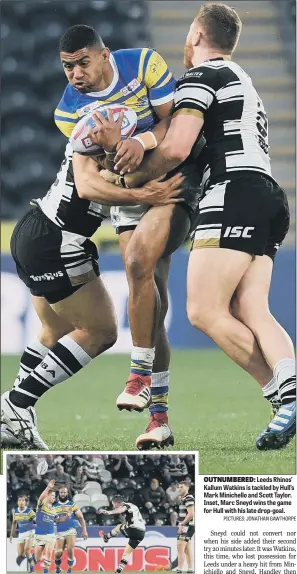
xmin=55 ymin=48 xmax=176 ymax=138
xmin=35 ymin=502 xmax=56 ymax=535
xmin=13 ymin=507 xmax=35 ymax=534
xmin=54 ymin=500 xmax=79 ymax=533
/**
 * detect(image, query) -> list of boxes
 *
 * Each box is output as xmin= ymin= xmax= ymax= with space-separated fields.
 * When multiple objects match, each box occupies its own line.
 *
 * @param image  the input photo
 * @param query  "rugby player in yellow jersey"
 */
xmin=10 ymin=495 xmax=36 ymax=572
xmin=60 ymin=25 xmax=204 ymax=449
xmin=54 ymin=486 xmax=88 ymax=574
xmin=35 ymin=480 xmax=72 ymax=574
xmin=1 ymin=25 xmax=182 ymax=450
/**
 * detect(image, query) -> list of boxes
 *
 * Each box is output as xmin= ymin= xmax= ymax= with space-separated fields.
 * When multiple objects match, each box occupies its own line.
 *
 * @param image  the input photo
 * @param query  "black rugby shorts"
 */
xmin=10 ymin=207 xmax=100 ymax=304
xmin=177 ymin=524 xmax=195 ymax=542
xmin=192 ymin=172 xmax=290 ymax=260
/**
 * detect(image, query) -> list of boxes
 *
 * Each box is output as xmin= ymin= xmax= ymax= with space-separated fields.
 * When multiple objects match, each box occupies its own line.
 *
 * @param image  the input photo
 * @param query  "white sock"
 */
xmin=13 ymin=338 xmax=49 ymax=388
xmin=131 ymin=346 xmax=155 ymax=376
xmin=150 ymin=371 xmax=169 ymax=415
xmin=274 ymin=359 xmax=295 ymax=386
xmin=151 ymin=371 xmax=169 ymax=386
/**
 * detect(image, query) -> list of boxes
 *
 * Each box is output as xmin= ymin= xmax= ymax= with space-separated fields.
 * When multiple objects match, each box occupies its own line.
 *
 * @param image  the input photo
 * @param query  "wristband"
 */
xmin=131 ymin=131 xmax=157 ymax=151
xmin=119 ymin=175 xmax=130 ymax=188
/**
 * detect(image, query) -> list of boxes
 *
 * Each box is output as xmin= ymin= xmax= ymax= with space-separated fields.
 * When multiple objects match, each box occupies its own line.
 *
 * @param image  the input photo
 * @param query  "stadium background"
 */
xmin=6 ymin=453 xmax=195 ymax=572
xmin=1 ymin=1 xmax=296 ymax=473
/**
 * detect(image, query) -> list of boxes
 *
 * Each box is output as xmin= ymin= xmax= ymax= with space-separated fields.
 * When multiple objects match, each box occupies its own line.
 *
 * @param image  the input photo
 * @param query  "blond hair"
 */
xmin=196 ymin=3 xmax=242 ymax=53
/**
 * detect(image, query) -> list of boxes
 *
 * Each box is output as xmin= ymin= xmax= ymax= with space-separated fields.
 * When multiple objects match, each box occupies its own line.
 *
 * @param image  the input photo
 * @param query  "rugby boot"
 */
xmin=116 ymin=375 xmax=151 ymax=412
xmin=270 ymin=397 xmax=281 ymax=418
xmin=16 ymin=555 xmax=26 ymax=566
xmin=1 ymin=391 xmax=48 ymax=449
xmin=256 ymin=401 xmax=296 ymax=450
xmin=136 ymin=413 xmax=174 ymax=450
xmin=99 ymin=530 xmax=110 ymax=543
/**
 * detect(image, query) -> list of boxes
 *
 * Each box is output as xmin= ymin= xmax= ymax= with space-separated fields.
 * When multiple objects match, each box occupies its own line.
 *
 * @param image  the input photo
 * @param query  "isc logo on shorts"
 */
xmin=223 ymin=226 xmax=255 ymax=238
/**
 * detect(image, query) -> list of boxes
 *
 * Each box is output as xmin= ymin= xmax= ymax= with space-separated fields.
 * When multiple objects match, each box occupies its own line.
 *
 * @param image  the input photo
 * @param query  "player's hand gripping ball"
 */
xmin=70 ymin=103 xmax=137 ymax=156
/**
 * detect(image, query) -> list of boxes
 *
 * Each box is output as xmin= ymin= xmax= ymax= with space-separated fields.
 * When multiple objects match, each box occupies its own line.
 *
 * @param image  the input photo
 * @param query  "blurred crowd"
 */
xmin=7 ymin=453 xmax=195 ymax=534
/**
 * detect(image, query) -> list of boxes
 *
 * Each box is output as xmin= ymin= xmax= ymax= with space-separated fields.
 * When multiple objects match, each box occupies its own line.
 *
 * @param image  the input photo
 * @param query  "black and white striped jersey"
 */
xmin=174 ymin=58 xmax=272 ymax=190
xmin=178 ymin=493 xmax=195 ymax=526
xmin=35 ymin=143 xmax=110 ymax=237
xmin=121 ymin=503 xmax=146 ymax=531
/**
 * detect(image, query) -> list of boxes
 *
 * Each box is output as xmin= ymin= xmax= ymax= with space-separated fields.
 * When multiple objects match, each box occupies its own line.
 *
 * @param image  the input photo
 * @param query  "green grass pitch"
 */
xmin=1 ymin=350 xmax=295 ymax=474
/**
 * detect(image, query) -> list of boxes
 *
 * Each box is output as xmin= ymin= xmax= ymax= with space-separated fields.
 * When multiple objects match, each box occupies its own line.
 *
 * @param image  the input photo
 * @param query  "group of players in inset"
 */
xmin=1 ymin=3 xmax=295 ymax=452
xmin=10 ymin=480 xmax=195 ymax=573
xmin=11 ymin=482 xmax=87 ymax=574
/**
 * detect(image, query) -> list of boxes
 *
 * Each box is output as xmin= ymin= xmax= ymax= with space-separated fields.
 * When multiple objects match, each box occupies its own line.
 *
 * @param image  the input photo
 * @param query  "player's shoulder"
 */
xmin=112 ymin=47 xmax=145 ymax=66
xmin=177 ymin=60 xmax=234 ymax=90
xmin=112 ymin=47 xmax=157 ymax=69
xmin=184 ymin=493 xmax=195 ymax=502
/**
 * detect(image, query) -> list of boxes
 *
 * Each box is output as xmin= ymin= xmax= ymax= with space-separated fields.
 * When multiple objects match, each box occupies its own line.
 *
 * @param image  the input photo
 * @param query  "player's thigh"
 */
xmin=177 ymin=539 xmax=187 ymax=551
xmin=51 ymin=277 xmax=117 ymax=336
xmin=34 ymin=544 xmax=44 ymax=560
xmin=187 ymin=248 xmax=252 ymax=319
xmin=65 ymin=534 xmax=76 ymax=549
xmin=232 ymin=254 xmax=273 ymax=324
xmin=125 ymin=204 xmax=190 ymax=271
xmin=118 ymin=229 xmax=135 ymax=261
xmin=24 ymin=538 xmax=32 ymax=553
xmin=10 ymin=207 xmax=102 ymax=308
xmin=32 ymin=296 xmax=73 ymax=337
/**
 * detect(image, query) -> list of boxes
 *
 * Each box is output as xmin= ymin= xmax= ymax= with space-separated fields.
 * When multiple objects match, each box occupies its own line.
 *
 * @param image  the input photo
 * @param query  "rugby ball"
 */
xmin=37 ymin=458 xmax=48 ymax=476
xmin=70 ymin=103 xmax=137 ymax=155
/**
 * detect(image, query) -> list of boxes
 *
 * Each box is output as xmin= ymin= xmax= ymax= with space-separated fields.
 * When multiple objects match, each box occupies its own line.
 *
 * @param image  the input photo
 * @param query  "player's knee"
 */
xmin=55 ymin=549 xmax=63 ymax=560
xmin=125 ymin=244 xmax=154 ymax=282
xmin=91 ymin=327 xmax=118 ymax=355
xmin=39 ymin=325 xmax=71 ymax=348
xmin=187 ymin=302 xmax=214 ymax=333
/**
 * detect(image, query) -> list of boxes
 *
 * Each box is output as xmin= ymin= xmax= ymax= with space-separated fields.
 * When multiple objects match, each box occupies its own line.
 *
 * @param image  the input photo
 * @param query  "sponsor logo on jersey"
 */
xmin=30 ymin=271 xmax=64 ymax=282
xmin=121 ymin=78 xmax=141 ymax=96
xmin=223 ymin=226 xmax=255 ymax=238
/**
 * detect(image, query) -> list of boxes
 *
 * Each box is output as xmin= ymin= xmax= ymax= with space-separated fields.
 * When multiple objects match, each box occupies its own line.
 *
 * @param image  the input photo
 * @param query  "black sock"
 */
xmin=279 ymin=376 xmax=296 ymax=405
xmin=9 ymin=336 xmax=91 ymax=409
xmin=116 ymin=557 xmax=128 ymax=573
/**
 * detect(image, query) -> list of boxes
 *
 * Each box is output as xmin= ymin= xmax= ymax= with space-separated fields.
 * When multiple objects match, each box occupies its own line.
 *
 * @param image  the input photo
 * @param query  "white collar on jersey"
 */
xmin=17 ymin=507 xmax=28 ymax=513
xmin=87 ymin=54 xmax=119 ymax=97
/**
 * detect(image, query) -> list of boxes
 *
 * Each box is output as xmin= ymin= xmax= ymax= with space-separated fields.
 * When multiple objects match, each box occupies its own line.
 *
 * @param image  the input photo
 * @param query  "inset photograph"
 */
xmin=6 ymin=452 xmax=196 ymax=573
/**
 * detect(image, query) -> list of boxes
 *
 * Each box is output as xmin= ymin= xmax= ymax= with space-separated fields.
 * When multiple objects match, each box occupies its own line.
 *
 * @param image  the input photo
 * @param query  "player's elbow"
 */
xmin=162 ymin=140 xmax=190 ymax=163
xmin=75 ymin=175 xmax=90 ymax=200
